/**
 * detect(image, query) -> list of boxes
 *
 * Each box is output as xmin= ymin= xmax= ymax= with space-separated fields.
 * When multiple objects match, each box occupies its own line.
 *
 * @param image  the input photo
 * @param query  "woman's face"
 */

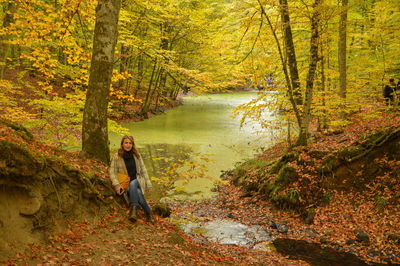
xmin=122 ymin=138 xmax=133 ymax=151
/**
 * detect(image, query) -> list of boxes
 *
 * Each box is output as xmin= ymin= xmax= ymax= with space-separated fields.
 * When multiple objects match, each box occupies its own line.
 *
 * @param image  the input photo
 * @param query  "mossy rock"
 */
xmin=275 ymin=165 xmax=297 ymax=186
xmin=337 ymin=147 xmax=363 ymax=162
xmin=0 ymin=119 xmax=34 ymax=141
xmin=270 ymin=189 xmax=301 ymax=209
xmin=152 ymin=203 xmax=172 ymax=218
xmin=0 ymin=140 xmax=44 ymax=178
xmin=320 ymin=155 xmax=337 ymax=173
xmin=320 ymin=191 xmax=332 ymax=206
xmin=270 ymin=152 xmax=298 ymax=174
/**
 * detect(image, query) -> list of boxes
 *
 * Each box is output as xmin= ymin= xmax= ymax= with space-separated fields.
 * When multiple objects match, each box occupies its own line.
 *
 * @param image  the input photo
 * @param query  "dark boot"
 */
xmin=129 ymin=206 xmax=137 ymax=222
xmin=146 ymin=212 xmax=155 ymax=224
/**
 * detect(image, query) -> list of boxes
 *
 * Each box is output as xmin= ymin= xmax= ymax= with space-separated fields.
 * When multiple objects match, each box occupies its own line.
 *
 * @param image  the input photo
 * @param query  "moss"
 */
xmin=374 ymin=195 xmax=387 ymax=212
xmin=153 ymin=203 xmax=172 ymax=218
xmin=0 ymin=140 xmax=44 ymax=177
xmin=321 ymin=155 xmax=337 ymax=172
xmin=288 ymin=189 xmax=301 ymax=203
xmin=1 ymin=119 xmax=34 ymax=141
xmin=270 ymin=151 xmax=298 ymax=174
xmin=321 ymin=191 xmax=332 ymax=206
xmin=275 ymin=165 xmax=296 ymax=186
xmin=243 ymin=159 xmax=273 ymax=169
xmin=259 ymin=182 xmax=275 ymax=195
xmin=337 ymin=147 xmax=363 ymax=162
xmin=309 ymin=150 xmax=329 ymax=160
xmin=270 ymin=189 xmax=301 ymax=209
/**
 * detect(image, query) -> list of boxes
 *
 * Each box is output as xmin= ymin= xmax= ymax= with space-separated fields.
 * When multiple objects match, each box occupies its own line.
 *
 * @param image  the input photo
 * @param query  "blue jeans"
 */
xmin=128 ymin=179 xmax=151 ymax=214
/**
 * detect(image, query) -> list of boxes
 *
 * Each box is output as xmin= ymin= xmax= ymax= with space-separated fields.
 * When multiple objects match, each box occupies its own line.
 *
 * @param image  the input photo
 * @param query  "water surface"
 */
xmin=110 ymin=91 xmax=278 ymax=200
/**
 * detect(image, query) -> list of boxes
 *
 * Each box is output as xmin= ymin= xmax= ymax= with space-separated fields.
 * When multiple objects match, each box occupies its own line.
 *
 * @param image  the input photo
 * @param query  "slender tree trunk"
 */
xmin=119 ymin=43 xmax=128 ymax=89
xmin=82 ymin=0 xmax=121 ymax=164
xmin=0 ymin=1 xmax=16 ymax=79
xmin=320 ymin=41 xmax=327 ymax=130
xmin=142 ymin=61 xmax=159 ymax=114
xmin=296 ymin=0 xmax=321 ymax=146
xmin=148 ymin=69 xmax=162 ymax=113
xmin=136 ymin=53 xmax=144 ymax=95
xmin=257 ymin=0 xmax=302 ymax=126
xmin=158 ymin=22 xmax=169 ymax=104
xmin=279 ymin=0 xmax=302 ymax=105
xmin=338 ymin=0 xmax=348 ymax=102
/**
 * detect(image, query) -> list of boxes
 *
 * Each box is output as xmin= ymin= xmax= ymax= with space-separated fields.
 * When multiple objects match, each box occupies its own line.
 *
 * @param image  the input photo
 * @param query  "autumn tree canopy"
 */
xmin=0 ymin=0 xmax=399 ymax=150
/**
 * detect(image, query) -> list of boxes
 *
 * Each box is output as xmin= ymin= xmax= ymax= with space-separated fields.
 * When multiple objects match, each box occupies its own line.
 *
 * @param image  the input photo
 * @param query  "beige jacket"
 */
xmin=109 ymin=152 xmax=152 ymax=191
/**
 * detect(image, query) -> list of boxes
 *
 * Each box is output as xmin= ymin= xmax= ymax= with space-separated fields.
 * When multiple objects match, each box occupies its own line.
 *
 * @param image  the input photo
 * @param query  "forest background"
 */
xmin=1 ymin=0 xmax=399 ymax=158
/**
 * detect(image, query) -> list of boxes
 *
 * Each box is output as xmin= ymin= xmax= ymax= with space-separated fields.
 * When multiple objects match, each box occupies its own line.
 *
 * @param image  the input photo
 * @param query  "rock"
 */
xmin=305 ymin=228 xmax=317 ymax=238
xmin=276 ymin=222 xmax=289 ymax=233
xmin=273 ymin=238 xmax=368 ymax=265
xmin=320 ymin=237 xmax=328 ymax=244
xmin=387 ymin=233 xmax=400 ymax=243
xmin=346 ymin=239 xmax=357 ymax=245
xmin=19 ymin=196 xmax=41 ymax=216
xmin=355 ymin=229 xmax=370 ymax=244
xmin=253 ymin=241 xmax=275 ymax=252
xmin=152 ymin=203 xmax=172 ymax=218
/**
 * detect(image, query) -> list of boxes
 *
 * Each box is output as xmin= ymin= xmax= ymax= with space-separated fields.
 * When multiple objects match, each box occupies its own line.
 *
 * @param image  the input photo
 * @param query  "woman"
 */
xmin=109 ymin=135 xmax=154 ymax=223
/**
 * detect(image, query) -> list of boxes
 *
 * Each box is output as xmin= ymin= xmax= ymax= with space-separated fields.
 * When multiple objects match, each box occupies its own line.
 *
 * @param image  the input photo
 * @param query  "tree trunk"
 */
xmin=119 ymin=43 xmax=128 ymax=89
xmin=338 ymin=0 xmax=348 ymax=101
xmin=296 ymin=0 xmax=321 ymax=146
xmin=82 ymin=0 xmax=121 ymax=164
xmin=142 ymin=61 xmax=159 ymax=114
xmin=147 ymin=68 xmax=161 ymax=113
xmin=279 ymin=0 xmax=302 ymax=105
xmin=0 ymin=1 xmax=16 ymax=79
xmin=135 ymin=53 xmax=144 ymax=96
xmin=320 ymin=40 xmax=327 ymax=131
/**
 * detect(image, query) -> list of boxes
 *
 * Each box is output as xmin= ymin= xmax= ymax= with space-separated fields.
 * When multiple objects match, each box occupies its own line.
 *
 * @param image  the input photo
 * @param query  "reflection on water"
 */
xmin=140 ymin=143 xmax=192 ymax=179
xmin=109 ymin=91 xmax=279 ymax=200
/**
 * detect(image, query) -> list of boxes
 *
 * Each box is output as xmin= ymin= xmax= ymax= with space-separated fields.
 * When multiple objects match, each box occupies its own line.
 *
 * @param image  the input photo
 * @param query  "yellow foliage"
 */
xmin=0 ymin=80 xmax=35 ymax=122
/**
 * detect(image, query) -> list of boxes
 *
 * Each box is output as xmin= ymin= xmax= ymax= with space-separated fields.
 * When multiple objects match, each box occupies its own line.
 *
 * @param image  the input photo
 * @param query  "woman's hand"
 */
xmin=115 ymin=187 xmax=123 ymax=195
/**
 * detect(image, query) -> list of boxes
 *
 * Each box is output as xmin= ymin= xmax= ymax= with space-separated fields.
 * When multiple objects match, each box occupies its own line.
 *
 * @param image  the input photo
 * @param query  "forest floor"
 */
xmin=2 ymin=206 xmax=306 ymax=265
xmin=2 ymin=68 xmax=400 ymax=264
xmin=168 ymin=109 xmax=400 ymax=265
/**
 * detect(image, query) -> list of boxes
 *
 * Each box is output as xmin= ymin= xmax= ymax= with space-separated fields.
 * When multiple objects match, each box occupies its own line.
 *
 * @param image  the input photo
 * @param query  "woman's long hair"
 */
xmin=118 ymin=135 xmax=140 ymax=159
